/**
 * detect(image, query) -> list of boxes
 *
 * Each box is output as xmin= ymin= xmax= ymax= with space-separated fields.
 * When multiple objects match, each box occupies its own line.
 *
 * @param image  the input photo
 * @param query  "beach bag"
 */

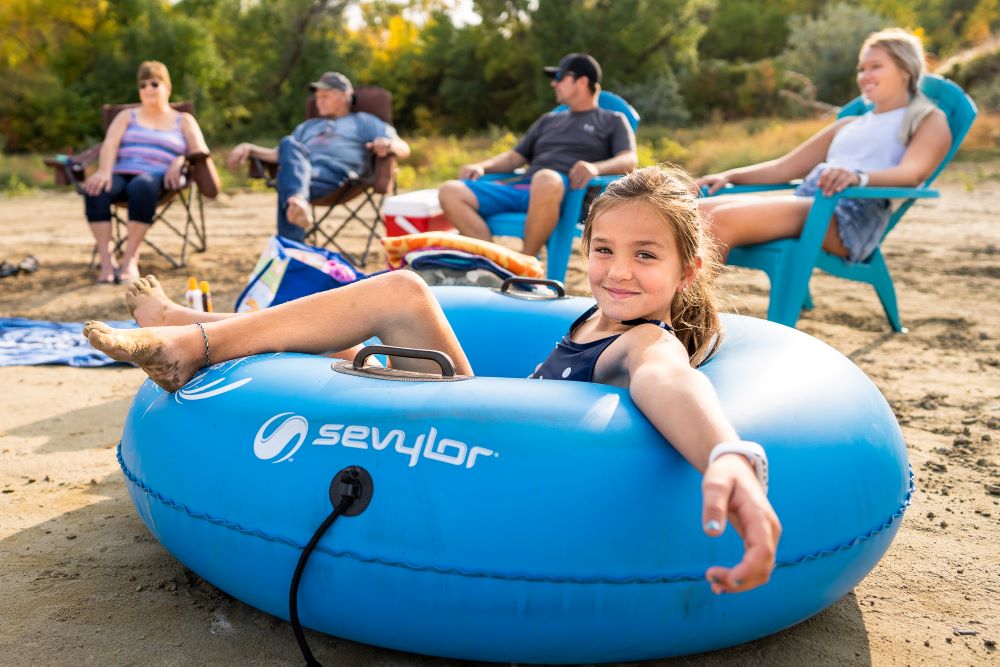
xmin=234 ymin=236 xmax=368 ymax=312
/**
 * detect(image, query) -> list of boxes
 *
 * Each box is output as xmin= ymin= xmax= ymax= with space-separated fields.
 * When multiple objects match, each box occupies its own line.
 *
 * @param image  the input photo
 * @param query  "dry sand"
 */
xmin=0 ymin=168 xmax=998 ymax=665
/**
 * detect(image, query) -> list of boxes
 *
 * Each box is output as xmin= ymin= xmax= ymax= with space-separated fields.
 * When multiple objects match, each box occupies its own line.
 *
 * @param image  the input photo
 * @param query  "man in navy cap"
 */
xmin=438 ymin=54 xmax=637 ymax=258
xmin=228 ymin=71 xmax=410 ymax=242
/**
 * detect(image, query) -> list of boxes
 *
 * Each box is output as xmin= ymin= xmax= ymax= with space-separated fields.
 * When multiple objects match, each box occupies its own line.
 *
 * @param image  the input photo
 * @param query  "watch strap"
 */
xmin=708 ymin=440 xmax=769 ymax=494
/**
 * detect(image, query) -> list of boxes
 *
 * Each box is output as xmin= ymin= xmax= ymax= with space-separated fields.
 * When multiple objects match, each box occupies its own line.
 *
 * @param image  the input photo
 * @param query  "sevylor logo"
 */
xmin=254 ymin=412 xmax=309 ymax=463
xmin=253 ymin=415 xmax=497 ymax=469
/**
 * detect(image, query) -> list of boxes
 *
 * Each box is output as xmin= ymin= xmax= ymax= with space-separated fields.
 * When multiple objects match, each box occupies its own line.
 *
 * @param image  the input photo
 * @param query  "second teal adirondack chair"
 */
xmin=704 ymin=74 xmax=977 ymax=331
xmin=482 ymin=90 xmax=640 ymax=283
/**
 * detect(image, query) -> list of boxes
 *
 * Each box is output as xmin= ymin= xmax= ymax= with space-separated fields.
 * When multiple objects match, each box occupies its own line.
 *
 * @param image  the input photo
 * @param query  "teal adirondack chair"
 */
xmin=704 ymin=74 xmax=977 ymax=331
xmin=482 ymin=90 xmax=640 ymax=283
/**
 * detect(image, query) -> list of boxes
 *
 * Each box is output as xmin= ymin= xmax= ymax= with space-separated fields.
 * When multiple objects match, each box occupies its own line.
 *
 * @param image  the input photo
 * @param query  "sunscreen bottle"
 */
xmin=199 ymin=280 xmax=213 ymax=313
xmin=185 ymin=277 xmax=204 ymax=312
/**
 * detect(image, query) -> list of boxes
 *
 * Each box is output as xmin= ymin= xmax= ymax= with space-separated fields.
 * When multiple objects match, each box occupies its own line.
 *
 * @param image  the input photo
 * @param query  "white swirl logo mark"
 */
xmin=254 ymin=413 xmax=309 ymax=463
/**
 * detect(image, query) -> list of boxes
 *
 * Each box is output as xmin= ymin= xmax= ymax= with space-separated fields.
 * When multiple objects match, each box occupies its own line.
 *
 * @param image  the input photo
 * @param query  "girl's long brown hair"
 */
xmin=581 ymin=165 xmax=723 ymax=366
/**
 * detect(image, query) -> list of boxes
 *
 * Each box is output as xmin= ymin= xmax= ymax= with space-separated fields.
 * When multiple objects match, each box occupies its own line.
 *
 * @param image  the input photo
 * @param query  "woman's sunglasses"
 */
xmin=138 ymin=80 xmax=161 ymax=89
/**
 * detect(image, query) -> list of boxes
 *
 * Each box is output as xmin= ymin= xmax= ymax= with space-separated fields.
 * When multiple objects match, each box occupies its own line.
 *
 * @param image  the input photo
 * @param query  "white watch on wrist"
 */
xmin=854 ymin=170 xmax=869 ymax=187
xmin=708 ymin=440 xmax=769 ymax=494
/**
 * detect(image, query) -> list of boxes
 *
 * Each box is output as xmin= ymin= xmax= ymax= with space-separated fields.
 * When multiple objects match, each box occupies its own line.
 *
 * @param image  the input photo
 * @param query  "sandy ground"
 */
xmin=0 ymin=167 xmax=998 ymax=666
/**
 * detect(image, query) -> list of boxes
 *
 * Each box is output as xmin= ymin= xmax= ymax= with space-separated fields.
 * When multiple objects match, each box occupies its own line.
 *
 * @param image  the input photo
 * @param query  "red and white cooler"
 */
xmin=382 ymin=189 xmax=454 ymax=237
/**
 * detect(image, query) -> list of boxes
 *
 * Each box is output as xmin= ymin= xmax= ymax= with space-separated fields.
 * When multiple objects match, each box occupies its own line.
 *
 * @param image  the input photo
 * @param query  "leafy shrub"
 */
xmin=685 ymin=58 xmax=788 ymax=121
xmin=782 ymin=2 xmax=889 ymax=105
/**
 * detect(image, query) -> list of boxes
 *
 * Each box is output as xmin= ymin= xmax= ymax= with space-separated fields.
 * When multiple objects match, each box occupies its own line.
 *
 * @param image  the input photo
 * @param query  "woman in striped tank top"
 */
xmin=83 ymin=61 xmax=209 ymax=283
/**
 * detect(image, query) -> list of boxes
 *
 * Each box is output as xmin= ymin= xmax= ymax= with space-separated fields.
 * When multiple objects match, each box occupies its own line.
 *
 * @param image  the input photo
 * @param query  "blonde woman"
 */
xmin=697 ymin=28 xmax=951 ymax=264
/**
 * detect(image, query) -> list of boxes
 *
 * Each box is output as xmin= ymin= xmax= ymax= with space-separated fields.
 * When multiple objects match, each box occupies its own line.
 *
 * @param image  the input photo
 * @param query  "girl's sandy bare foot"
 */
xmin=286 ymin=196 xmax=314 ymax=230
xmin=83 ymin=321 xmax=201 ymax=392
xmin=126 ymin=275 xmax=184 ymax=327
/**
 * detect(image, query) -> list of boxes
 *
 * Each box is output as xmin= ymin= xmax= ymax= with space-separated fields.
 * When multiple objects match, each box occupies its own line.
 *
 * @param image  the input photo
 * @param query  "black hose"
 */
xmin=288 ymin=487 xmax=358 ymax=666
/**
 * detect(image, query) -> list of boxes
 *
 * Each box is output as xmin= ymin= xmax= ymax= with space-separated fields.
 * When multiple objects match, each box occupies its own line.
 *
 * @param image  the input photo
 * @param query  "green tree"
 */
xmin=782 ymin=2 xmax=889 ymax=105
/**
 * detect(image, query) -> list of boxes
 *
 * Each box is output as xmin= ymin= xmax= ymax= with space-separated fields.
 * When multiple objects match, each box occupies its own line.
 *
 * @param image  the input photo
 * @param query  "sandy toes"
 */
xmin=125 ymin=275 xmax=180 ymax=327
xmin=84 ymin=321 xmax=199 ymax=392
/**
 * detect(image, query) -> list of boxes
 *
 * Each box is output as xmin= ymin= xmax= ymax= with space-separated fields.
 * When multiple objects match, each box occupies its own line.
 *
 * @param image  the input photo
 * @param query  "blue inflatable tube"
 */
xmin=118 ymin=286 xmax=911 ymax=663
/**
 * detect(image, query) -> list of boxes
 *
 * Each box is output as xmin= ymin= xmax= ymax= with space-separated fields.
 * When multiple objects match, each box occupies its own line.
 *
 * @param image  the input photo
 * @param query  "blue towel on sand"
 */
xmin=0 ymin=318 xmax=138 ymax=367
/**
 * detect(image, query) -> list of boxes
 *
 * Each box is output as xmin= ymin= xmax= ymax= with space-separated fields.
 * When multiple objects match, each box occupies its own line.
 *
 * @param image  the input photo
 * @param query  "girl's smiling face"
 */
xmin=587 ymin=202 xmax=694 ymax=325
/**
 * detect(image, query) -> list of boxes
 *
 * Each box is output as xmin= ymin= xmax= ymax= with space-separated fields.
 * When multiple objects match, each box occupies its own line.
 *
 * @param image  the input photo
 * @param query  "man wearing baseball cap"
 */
xmin=439 ymin=53 xmax=636 ymax=259
xmin=228 ymin=71 xmax=410 ymax=241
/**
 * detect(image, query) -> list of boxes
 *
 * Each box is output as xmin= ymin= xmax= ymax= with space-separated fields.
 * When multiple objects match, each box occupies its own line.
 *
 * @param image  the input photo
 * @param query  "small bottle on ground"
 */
xmin=185 ymin=276 xmax=204 ymax=312
xmin=200 ymin=280 xmax=213 ymax=313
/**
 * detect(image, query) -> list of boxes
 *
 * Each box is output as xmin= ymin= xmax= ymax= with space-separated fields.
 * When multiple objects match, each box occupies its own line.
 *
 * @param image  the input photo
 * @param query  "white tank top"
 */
xmin=824 ymin=107 xmax=907 ymax=173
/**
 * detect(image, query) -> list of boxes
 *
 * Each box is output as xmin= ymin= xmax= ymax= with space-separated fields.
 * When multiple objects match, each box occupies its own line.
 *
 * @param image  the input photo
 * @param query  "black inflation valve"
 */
xmin=329 ymin=466 xmax=373 ymax=516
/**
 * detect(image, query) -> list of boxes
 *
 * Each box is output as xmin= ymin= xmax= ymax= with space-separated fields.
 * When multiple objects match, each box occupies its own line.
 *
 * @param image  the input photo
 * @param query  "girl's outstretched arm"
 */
xmin=624 ymin=328 xmax=781 ymax=594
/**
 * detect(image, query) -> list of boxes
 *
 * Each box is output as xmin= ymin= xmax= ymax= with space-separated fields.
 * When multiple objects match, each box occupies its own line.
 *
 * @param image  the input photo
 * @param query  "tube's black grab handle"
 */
xmin=500 ymin=277 xmax=566 ymax=298
xmin=353 ymin=344 xmax=456 ymax=377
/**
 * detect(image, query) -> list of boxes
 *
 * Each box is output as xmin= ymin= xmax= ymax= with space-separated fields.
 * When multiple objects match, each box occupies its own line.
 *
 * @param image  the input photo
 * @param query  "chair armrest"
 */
xmin=248 ymin=155 xmax=279 ymax=187
xmin=44 ymin=144 xmax=101 ymax=191
xmin=700 ymin=182 xmax=800 ymax=197
xmin=835 ymin=185 xmax=940 ymax=200
xmin=185 ymin=151 xmax=221 ymax=198
xmin=371 ymin=153 xmax=397 ymax=195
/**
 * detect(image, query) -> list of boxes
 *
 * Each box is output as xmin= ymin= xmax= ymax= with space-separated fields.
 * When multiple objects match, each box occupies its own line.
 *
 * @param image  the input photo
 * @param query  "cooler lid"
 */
xmin=383 ymin=188 xmax=443 ymax=217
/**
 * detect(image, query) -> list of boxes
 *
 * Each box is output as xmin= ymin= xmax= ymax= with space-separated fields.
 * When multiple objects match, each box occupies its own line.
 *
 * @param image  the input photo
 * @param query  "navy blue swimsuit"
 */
xmin=529 ymin=305 xmax=674 ymax=383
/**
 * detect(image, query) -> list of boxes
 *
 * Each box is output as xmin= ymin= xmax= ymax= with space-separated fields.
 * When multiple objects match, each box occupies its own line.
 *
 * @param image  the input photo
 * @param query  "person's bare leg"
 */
xmin=125 ymin=275 xmax=369 ymax=364
xmin=286 ymin=195 xmax=313 ymax=230
xmin=125 ymin=275 xmax=230 ymax=327
xmin=522 ymin=169 xmax=565 ymax=257
xmin=117 ymin=221 xmax=149 ymax=282
xmin=439 ymin=180 xmax=491 ymax=241
xmin=89 ymin=222 xmax=118 ymax=283
xmin=700 ymin=196 xmax=848 ymax=261
xmin=86 ymin=271 xmax=472 ymax=392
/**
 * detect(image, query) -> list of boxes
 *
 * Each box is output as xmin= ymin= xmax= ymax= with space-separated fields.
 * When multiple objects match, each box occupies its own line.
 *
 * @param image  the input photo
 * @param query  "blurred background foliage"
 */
xmin=0 ymin=0 xmax=997 ymax=176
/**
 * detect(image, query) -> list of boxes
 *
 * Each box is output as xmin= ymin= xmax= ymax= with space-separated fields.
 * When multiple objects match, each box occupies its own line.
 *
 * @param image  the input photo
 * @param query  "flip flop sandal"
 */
xmin=0 ymin=261 xmax=19 ymax=278
xmin=18 ymin=255 xmax=39 ymax=273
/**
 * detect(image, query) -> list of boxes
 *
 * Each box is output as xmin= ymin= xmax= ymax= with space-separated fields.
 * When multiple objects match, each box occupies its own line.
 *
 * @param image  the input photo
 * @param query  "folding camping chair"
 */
xmin=248 ymin=85 xmax=396 ymax=266
xmin=702 ymin=74 xmax=977 ymax=331
xmin=481 ymin=90 xmax=640 ymax=283
xmin=45 ymin=101 xmax=220 ymax=268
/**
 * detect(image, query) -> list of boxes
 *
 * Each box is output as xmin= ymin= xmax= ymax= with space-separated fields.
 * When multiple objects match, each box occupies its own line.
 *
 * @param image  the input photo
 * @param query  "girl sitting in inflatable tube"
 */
xmin=84 ymin=165 xmax=782 ymax=595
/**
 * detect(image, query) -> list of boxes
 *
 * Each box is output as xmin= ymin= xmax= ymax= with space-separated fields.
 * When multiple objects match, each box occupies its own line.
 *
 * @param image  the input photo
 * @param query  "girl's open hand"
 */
xmin=701 ymin=453 xmax=781 ymax=594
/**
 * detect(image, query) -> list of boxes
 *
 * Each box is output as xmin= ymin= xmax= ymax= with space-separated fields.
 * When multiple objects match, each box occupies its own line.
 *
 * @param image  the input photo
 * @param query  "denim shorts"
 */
xmin=463 ymin=179 xmax=532 ymax=218
xmin=794 ymin=165 xmax=892 ymax=263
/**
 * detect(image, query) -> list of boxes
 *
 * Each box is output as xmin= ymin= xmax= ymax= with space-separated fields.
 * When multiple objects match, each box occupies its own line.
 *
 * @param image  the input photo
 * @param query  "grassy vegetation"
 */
xmin=3 ymin=114 xmax=998 ymax=196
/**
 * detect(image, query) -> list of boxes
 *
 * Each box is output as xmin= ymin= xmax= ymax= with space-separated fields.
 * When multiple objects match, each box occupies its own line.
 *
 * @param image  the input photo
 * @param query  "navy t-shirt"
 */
xmin=514 ymin=108 xmax=635 ymax=175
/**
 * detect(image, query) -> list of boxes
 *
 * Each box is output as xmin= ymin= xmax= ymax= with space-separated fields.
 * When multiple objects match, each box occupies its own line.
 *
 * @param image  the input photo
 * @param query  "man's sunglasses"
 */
xmin=553 ymin=70 xmax=577 ymax=82
xmin=138 ymin=80 xmax=161 ymax=89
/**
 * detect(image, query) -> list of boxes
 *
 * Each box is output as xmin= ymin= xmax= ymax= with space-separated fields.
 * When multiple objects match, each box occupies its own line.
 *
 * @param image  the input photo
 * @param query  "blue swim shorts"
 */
xmin=794 ymin=164 xmax=892 ymax=263
xmin=463 ymin=179 xmax=532 ymax=218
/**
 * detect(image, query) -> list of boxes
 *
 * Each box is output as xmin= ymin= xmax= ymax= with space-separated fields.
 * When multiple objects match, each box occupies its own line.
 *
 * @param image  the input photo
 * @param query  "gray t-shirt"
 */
xmin=292 ymin=112 xmax=398 ymax=178
xmin=514 ymin=108 xmax=635 ymax=176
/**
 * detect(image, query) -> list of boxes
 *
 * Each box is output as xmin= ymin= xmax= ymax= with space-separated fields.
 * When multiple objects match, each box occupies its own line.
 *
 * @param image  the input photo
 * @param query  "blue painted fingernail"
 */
xmin=709 ymin=575 xmax=719 ymax=584
xmin=705 ymin=520 xmax=721 ymax=532
xmin=734 ymin=579 xmax=743 ymax=587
